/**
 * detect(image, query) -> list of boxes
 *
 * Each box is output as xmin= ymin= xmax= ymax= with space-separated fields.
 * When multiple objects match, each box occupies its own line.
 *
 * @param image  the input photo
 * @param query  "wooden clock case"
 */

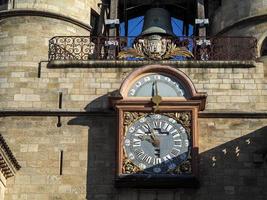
xmin=110 ymin=65 xmax=207 ymax=188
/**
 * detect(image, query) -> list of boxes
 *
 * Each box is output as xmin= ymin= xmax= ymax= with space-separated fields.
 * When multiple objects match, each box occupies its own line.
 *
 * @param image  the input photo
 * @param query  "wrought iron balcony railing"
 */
xmin=48 ymin=36 xmax=257 ymax=62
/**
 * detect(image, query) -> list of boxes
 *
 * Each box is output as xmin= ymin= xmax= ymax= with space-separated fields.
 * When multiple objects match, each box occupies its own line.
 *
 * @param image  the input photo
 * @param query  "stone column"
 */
xmin=109 ymin=0 xmax=119 ymax=37
xmin=197 ymin=0 xmax=206 ymax=37
xmin=108 ymin=0 xmax=119 ymax=59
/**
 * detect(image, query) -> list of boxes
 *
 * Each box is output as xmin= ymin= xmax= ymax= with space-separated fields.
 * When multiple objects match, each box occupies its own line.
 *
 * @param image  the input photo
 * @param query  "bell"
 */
xmin=141 ymin=8 xmax=175 ymax=36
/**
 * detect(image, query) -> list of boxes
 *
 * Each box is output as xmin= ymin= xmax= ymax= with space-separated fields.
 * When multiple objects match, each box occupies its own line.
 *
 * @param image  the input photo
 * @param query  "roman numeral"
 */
xmin=134 ymin=149 xmax=144 ymax=157
xmin=173 ymin=133 xmax=180 ymax=138
xmin=153 ymin=158 xmax=162 ymax=165
xmin=134 ymin=129 xmax=144 ymax=137
xmin=179 ymin=127 xmax=186 ymax=133
xmin=142 ymin=123 xmax=150 ymax=132
xmin=132 ymin=138 xmax=141 ymax=147
xmin=166 ymin=124 xmax=173 ymax=132
xmin=174 ymin=139 xmax=182 ymax=147
xmin=146 ymin=156 xmax=152 ymax=164
xmin=141 ymin=154 xmax=152 ymax=164
xmin=159 ymin=121 xmax=162 ymax=129
xmin=163 ymin=122 xmax=169 ymax=130
xmin=163 ymin=154 xmax=171 ymax=161
xmin=185 ymin=139 xmax=189 ymax=147
xmin=153 ymin=121 xmax=158 ymax=128
xmin=171 ymin=148 xmax=180 ymax=156
xmin=129 ymin=126 xmax=135 ymax=133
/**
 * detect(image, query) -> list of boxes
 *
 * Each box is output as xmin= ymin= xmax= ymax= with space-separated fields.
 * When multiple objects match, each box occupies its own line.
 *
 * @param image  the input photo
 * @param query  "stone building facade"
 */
xmin=0 ymin=0 xmax=267 ymax=200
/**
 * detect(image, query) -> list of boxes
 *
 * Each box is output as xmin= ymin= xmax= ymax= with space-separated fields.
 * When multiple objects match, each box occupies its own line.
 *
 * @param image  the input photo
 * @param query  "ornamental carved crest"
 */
xmin=118 ymin=34 xmax=193 ymax=60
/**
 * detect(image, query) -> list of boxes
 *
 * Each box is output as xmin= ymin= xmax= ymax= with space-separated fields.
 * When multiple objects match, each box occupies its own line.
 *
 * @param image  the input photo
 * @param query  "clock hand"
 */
xmin=155 ymin=80 xmax=159 ymax=96
xmin=152 ymin=81 xmax=155 ymax=96
xmin=151 ymin=81 xmax=162 ymax=112
xmin=138 ymin=134 xmax=152 ymax=142
xmin=150 ymin=129 xmax=160 ymax=148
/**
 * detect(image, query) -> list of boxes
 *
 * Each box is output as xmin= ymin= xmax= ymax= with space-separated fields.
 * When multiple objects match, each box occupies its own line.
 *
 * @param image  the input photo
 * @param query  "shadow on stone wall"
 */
xmin=198 ymin=125 xmax=267 ymax=200
xmin=84 ymin=90 xmax=119 ymax=112
xmin=68 ymin=95 xmax=267 ymax=200
xmin=68 ymin=115 xmax=117 ymax=200
xmin=68 ymin=94 xmax=118 ymax=199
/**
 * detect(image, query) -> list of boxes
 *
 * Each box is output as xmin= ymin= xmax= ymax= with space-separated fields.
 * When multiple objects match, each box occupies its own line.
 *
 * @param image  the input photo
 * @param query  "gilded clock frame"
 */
xmin=110 ymin=65 xmax=207 ymax=188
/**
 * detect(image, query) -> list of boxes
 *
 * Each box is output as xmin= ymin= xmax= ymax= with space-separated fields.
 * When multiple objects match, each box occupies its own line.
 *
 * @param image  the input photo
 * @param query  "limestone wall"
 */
xmin=1 ymin=116 xmax=267 ymax=200
xmin=3 ymin=0 xmax=101 ymax=25
xmin=0 ymin=116 xmax=89 ymax=200
xmin=0 ymin=58 xmax=266 ymax=200
xmin=209 ymin=0 xmax=267 ymax=35
xmin=0 ymin=16 xmax=90 ymax=111
xmin=1 ymin=63 xmax=266 ymax=112
xmin=0 ymin=1 xmax=267 ymax=198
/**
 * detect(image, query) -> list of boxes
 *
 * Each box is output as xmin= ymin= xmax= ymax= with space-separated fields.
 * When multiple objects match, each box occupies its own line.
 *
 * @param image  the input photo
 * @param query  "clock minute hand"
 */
xmin=155 ymin=80 xmax=159 ymax=96
xmin=151 ymin=81 xmax=162 ymax=112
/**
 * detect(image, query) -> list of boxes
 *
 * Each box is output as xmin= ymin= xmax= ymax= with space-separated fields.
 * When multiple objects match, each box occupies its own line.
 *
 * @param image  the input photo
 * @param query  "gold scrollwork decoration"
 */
xmin=123 ymin=112 xmax=146 ymax=127
xmin=122 ymin=159 xmax=142 ymax=174
xmin=169 ymin=160 xmax=192 ymax=175
xmin=163 ymin=112 xmax=192 ymax=136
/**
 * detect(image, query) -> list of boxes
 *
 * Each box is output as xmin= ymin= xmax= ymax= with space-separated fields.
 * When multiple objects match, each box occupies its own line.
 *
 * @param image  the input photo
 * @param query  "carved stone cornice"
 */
xmin=0 ymin=134 xmax=20 ymax=179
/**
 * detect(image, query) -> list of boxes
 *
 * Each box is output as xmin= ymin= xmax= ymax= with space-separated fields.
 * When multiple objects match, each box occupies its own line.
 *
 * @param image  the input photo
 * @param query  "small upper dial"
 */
xmin=127 ymin=73 xmax=186 ymax=97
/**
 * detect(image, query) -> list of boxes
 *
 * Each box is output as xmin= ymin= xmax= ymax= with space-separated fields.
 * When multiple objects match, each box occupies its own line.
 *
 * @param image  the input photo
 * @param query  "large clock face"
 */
xmin=124 ymin=113 xmax=190 ymax=174
xmin=127 ymin=73 xmax=187 ymax=97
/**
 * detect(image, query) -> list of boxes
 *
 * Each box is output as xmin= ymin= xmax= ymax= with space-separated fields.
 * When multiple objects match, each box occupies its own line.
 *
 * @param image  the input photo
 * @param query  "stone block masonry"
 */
xmin=1 ymin=116 xmax=267 ymax=200
xmin=1 ymin=63 xmax=266 ymax=112
xmin=0 ymin=1 xmax=267 ymax=199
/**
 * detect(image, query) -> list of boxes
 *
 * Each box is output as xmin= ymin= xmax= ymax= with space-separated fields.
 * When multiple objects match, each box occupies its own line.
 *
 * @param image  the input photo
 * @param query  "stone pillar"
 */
xmin=109 ymin=0 xmax=118 ymax=37
xmin=108 ymin=0 xmax=119 ymax=59
xmin=197 ymin=0 xmax=206 ymax=37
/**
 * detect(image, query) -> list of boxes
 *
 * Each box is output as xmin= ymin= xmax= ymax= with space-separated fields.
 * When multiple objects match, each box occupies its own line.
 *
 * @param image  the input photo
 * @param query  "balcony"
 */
xmin=48 ymin=36 xmax=257 ymax=68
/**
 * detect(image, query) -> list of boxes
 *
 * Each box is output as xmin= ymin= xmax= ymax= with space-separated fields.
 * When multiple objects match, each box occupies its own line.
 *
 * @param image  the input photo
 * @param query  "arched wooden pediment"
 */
xmin=114 ymin=65 xmax=207 ymax=110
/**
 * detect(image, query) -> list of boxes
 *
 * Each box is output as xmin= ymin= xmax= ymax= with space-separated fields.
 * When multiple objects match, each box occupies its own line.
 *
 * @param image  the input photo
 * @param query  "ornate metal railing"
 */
xmin=48 ymin=36 xmax=257 ymax=62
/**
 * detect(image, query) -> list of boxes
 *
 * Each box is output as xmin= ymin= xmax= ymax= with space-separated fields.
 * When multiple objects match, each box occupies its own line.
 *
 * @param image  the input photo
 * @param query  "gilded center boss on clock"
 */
xmin=123 ymin=113 xmax=190 ymax=174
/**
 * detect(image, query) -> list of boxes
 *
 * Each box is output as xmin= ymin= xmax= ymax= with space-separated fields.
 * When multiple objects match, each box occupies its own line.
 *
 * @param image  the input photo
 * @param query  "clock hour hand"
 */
xmin=150 ymin=130 xmax=160 ymax=148
xmin=138 ymin=134 xmax=150 ymax=141
xmin=139 ymin=123 xmax=160 ymax=148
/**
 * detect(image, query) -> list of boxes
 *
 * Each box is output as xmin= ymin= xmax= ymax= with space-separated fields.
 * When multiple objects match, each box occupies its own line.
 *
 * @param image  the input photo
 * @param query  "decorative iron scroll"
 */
xmin=48 ymin=36 xmax=257 ymax=62
xmin=122 ymin=111 xmax=192 ymax=175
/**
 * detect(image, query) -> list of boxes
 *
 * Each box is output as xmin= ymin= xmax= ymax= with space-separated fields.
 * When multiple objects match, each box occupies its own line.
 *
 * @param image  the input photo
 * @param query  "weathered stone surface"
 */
xmin=0 ymin=1 xmax=267 ymax=200
xmin=0 ymin=116 xmax=267 ymax=200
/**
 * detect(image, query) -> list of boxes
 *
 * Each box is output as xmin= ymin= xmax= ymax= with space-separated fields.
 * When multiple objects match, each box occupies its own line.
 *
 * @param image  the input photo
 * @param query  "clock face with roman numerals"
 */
xmin=123 ymin=113 xmax=190 ymax=174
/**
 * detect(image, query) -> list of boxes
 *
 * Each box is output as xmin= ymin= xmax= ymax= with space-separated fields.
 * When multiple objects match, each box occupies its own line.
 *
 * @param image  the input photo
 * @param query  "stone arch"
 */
xmin=257 ymin=31 xmax=267 ymax=57
xmin=260 ymin=38 xmax=267 ymax=57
